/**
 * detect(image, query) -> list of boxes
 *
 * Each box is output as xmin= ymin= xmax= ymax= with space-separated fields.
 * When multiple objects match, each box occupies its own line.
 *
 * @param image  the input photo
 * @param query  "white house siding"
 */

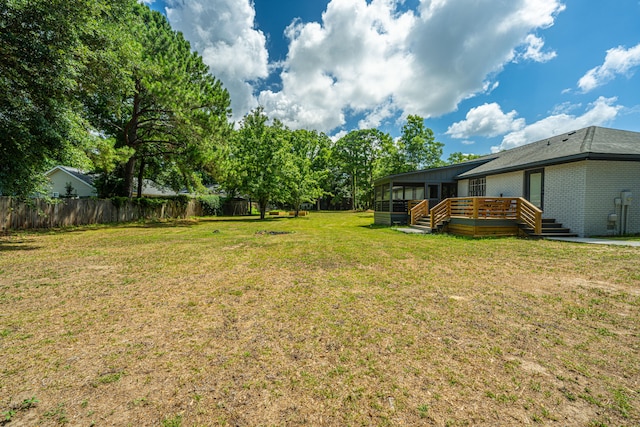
xmin=47 ymin=170 xmax=96 ymax=198
xmin=486 ymin=171 xmax=524 ymax=197
xmin=583 ymin=161 xmax=640 ymax=236
xmin=544 ymin=162 xmax=587 ymax=236
xmin=457 ymin=179 xmax=469 ymax=197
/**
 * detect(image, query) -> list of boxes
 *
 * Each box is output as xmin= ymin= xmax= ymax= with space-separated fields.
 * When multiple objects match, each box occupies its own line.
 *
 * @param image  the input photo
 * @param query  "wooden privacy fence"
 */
xmin=0 ymin=197 xmax=204 ymax=230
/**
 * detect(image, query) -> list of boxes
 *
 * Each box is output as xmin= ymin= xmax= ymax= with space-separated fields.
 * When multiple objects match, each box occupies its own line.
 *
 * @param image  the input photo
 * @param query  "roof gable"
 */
xmin=45 ymin=166 xmax=96 ymax=189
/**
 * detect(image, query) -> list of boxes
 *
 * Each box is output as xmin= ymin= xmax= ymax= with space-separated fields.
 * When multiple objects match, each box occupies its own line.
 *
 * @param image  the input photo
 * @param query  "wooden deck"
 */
xmin=410 ymin=197 xmax=542 ymax=237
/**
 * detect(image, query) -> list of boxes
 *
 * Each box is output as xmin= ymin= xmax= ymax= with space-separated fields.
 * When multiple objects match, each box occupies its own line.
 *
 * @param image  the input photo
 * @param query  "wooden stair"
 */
xmin=409 ymin=215 xmax=432 ymax=233
xmin=409 ymin=216 xmax=450 ymax=233
xmin=520 ymin=218 xmax=577 ymax=238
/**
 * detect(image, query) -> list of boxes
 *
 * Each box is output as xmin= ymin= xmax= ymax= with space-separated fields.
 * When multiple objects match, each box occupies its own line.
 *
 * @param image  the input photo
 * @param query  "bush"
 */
xmin=197 ymin=195 xmax=222 ymax=216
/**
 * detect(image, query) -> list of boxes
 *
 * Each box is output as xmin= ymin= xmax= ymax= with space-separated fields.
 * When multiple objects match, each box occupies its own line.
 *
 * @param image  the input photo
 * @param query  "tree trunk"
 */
xmin=136 ymin=157 xmax=145 ymax=198
xmin=123 ymin=156 xmax=136 ymax=198
xmin=122 ymin=79 xmax=142 ymax=197
xmin=259 ymin=198 xmax=267 ymax=220
xmin=352 ymin=174 xmax=357 ymax=210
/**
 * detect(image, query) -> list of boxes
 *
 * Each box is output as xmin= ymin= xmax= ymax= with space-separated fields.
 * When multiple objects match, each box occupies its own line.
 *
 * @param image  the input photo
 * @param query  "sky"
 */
xmin=144 ymin=0 xmax=640 ymax=157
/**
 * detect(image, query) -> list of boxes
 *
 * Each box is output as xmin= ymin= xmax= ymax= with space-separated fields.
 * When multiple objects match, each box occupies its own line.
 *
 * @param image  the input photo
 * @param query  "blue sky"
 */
xmin=146 ymin=0 xmax=640 ymax=157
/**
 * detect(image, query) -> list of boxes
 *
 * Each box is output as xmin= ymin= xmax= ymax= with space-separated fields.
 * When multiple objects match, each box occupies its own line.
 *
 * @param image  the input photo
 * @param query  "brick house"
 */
xmin=374 ymin=126 xmax=640 ymax=237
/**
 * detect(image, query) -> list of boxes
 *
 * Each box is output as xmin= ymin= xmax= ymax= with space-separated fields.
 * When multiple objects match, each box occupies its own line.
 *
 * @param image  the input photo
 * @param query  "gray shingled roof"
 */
xmin=42 ymin=166 xmax=97 ymax=188
xmin=458 ymin=126 xmax=640 ymax=178
xmin=58 ymin=166 xmax=96 ymax=186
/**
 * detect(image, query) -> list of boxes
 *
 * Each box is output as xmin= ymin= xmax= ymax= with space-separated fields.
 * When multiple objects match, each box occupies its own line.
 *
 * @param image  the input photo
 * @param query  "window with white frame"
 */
xmin=469 ymin=177 xmax=486 ymax=196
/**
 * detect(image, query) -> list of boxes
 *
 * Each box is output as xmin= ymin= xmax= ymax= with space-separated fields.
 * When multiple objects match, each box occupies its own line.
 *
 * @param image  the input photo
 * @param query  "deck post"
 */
xmin=472 ymin=197 xmax=479 ymax=219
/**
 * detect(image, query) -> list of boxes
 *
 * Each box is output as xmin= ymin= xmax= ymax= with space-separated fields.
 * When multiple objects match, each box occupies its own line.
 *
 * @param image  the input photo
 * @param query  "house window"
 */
xmin=404 ymin=186 xmax=424 ymax=200
xmin=382 ymin=186 xmax=390 ymax=201
xmin=392 ymin=186 xmax=403 ymax=200
xmin=469 ymin=177 xmax=486 ymax=196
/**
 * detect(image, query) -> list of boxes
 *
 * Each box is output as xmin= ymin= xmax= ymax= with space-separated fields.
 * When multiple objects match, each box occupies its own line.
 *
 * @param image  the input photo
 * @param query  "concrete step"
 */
xmin=540 ymin=222 xmax=566 ymax=228
xmin=409 ymin=224 xmax=432 ymax=232
xmin=519 ymin=218 xmax=576 ymax=237
xmin=541 ymin=228 xmax=573 ymax=234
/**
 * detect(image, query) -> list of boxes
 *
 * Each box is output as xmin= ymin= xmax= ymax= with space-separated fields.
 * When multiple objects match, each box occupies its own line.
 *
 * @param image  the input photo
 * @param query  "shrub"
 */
xmin=197 ymin=195 xmax=222 ymax=216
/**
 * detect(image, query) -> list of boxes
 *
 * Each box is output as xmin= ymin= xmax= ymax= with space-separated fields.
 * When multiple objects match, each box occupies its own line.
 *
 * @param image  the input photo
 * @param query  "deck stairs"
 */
xmin=519 ymin=218 xmax=578 ymax=238
xmin=409 ymin=215 xmax=450 ymax=233
xmin=411 ymin=216 xmax=577 ymax=237
xmin=409 ymin=215 xmax=432 ymax=232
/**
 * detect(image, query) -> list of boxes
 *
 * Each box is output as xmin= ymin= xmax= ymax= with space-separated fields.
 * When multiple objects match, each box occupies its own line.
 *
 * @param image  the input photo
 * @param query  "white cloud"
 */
xmin=358 ymin=99 xmax=399 ymax=129
xmin=578 ymin=43 xmax=640 ymax=92
xmin=518 ymin=34 xmax=557 ymax=62
xmin=164 ymin=0 xmax=269 ymax=122
xmin=446 ymin=103 xmax=525 ymax=139
xmin=259 ymin=0 xmax=565 ymax=132
xmin=162 ymin=0 xmax=565 ymax=132
xmin=492 ymin=96 xmax=622 ymax=152
xmin=396 ymin=0 xmax=565 ymax=116
xmin=259 ymin=0 xmax=416 ymax=131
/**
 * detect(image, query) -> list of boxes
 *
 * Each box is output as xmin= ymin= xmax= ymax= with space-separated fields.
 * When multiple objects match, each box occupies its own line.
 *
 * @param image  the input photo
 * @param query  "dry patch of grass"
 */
xmin=1 ymin=212 xmax=639 ymax=426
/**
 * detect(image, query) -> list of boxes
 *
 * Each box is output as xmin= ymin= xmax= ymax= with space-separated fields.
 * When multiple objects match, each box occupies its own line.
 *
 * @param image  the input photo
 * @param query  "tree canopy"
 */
xmin=0 ymin=0 xmax=116 ymax=196
xmin=0 ymin=0 xmax=231 ymax=198
xmin=84 ymin=2 xmax=231 ymax=197
xmin=1 ymin=0 xmax=467 ymax=213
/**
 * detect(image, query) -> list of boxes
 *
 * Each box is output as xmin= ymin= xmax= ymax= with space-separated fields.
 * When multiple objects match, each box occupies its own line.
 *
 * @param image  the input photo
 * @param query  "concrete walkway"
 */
xmin=544 ymin=237 xmax=640 ymax=247
xmin=394 ymin=228 xmax=640 ymax=245
xmin=395 ymin=227 xmax=430 ymax=234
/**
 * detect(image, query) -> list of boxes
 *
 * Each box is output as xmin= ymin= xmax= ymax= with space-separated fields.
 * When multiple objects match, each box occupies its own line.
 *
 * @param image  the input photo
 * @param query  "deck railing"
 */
xmin=409 ymin=199 xmax=429 ymax=225
xmin=430 ymin=198 xmax=450 ymax=229
xmin=517 ymin=197 xmax=543 ymax=235
xmin=429 ymin=197 xmax=542 ymax=234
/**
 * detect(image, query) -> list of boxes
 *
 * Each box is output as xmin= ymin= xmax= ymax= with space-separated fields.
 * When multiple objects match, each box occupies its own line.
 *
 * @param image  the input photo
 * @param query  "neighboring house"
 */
xmin=374 ymin=126 xmax=640 ymax=237
xmin=44 ymin=167 xmax=183 ymax=198
xmin=134 ymin=179 xmax=183 ymax=197
xmin=44 ymin=166 xmax=97 ymax=198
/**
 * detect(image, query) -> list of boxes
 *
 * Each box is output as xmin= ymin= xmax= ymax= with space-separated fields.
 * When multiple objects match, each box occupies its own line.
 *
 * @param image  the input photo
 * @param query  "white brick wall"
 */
xmin=486 ymin=171 xmax=524 ymax=197
xmin=544 ymin=162 xmax=587 ymax=236
xmin=457 ymin=160 xmax=640 ymax=237
xmin=584 ymin=161 xmax=640 ymax=236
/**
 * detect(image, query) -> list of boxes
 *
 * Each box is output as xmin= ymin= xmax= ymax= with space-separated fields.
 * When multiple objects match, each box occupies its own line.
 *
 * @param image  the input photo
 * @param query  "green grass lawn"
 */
xmin=1 ymin=212 xmax=638 ymax=426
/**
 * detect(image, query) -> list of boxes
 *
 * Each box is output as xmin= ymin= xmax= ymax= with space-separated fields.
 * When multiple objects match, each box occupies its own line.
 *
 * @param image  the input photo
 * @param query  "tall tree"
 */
xmin=284 ymin=129 xmax=330 ymax=216
xmin=397 ymin=115 xmax=444 ymax=171
xmin=333 ymin=129 xmax=392 ymax=210
xmin=85 ymin=2 xmax=231 ymax=197
xmin=226 ymin=108 xmax=290 ymax=220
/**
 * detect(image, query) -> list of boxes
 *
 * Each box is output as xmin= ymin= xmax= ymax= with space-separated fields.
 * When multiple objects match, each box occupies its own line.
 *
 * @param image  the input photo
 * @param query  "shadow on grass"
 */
xmin=0 ymin=243 xmax=40 ymax=252
xmin=1 ymin=214 xmax=314 ymax=235
xmin=359 ymin=224 xmax=393 ymax=230
xmin=201 ymin=215 xmax=313 ymax=223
